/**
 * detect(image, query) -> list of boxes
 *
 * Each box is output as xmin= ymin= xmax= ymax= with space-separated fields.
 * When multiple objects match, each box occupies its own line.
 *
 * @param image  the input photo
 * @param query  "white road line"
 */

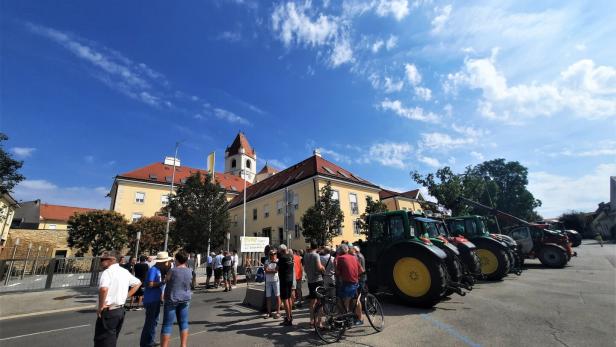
xmin=0 ymin=324 xmax=90 ymax=341
xmin=0 ymin=305 xmax=95 ymax=321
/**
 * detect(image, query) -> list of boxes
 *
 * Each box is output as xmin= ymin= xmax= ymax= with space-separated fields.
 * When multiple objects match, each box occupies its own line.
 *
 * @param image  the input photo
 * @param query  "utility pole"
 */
xmin=164 ymin=142 xmax=179 ymax=251
xmin=484 ymin=175 xmax=502 ymax=233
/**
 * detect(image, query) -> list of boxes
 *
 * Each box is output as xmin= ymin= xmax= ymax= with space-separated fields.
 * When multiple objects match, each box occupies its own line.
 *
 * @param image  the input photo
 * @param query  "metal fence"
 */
xmin=0 ymin=257 xmax=100 ymax=293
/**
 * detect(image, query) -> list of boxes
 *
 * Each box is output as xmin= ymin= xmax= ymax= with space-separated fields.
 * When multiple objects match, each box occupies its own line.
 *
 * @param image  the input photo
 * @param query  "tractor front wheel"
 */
xmin=389 ymin=249 xmax=446 ymax=308
xmin=475 ymin=245 xmax=510 ymax=281
xmin=538 ymin=246 xmax=567 ymax=268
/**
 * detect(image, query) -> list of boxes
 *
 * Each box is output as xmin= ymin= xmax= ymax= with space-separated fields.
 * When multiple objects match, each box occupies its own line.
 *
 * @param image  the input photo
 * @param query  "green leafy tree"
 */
xmin=412 ymin=159 xmax=542 ymax=224
xmin=559 ymin=211 xmax=592 ymax=235
xmin=128 ymin=216 xmax=179 ymax=255
xmin=67 ymin=210 xmax=130 ymax=256
xmin=167 ymin=172 xmax=230 ymax=253
xmin=301 ymin=182 xmax=344 ymax=246
xmin=0 ymin=133 xmax=25 ymax=195
xmin=359 ymin=196 xmax=388 ymax=234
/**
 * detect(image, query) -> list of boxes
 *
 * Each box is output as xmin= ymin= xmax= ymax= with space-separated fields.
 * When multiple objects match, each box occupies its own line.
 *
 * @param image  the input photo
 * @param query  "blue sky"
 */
xmin=1 ymin=0 xmax=615 ymax=217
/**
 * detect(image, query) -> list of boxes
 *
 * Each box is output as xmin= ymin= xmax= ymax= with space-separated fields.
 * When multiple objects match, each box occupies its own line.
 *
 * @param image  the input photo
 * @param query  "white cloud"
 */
xmin=451 ymin=124 xmax=488 ymax=138
xmin=367 ymin=142 xmax=413 ymax=168
xmin=417 ymin=155 xmax=441 ymax=167
xmin=445 ymin=54 xmax=616 ymax=122
xmin=470 ymin=151 xmax=484 ymax=161
xmin=271 ymin=2 xmax=353 ymax=67
xmin=371 ymin=39 xmax=384 ymax=53
xmin=419 ymin=132 xmax=474 ymax=150
xmin=414 ymin=86 xmax=432 ymax=100
xmin=550 ymin=140 xmax=616 ymax=158
xmin=319 ymin=147 xmax=353 ymax=164
xmin=574 ymin=43 xmax=586 ymax=52
xmin=84 ymin=155 xmax=95 ymax=164
xmin=383 ymin=77 xmax=404 ymax=93
xmin=213 ymin=108 xmax=250 ymax=125
xmin=405 ymin=63 xmax=422 ymax=86
xmin=376 ymin=0 xmax=410 ymax=21
xmin=528 ymin=163 xmax=616 ymax=217
xmin=380 ymin=99 xmax=439 ymax=123
xmin=10 ymin=147 xmax=36 ymax=158
xmin=385 ymin=35 xmax=398 ymax=50
xmin=13 ymin=179 xmax=109 ymax=209
xmin=431 ymin=4 xmax=452 ymax=33
xmin=216 ymin=31 xmax=242 ymax=42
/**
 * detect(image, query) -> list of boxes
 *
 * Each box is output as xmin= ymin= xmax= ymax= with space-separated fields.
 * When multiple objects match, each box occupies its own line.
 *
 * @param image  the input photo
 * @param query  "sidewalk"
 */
xmin=0 ymin=273 xmax=247 ymax=319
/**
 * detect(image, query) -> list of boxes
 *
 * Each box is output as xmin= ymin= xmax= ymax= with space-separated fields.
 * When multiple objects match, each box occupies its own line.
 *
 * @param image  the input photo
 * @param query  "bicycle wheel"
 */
xmin=363 ymin=293 xmax=384 ymax=332
xmin=314 ymin=300 xmax=346 ymax=343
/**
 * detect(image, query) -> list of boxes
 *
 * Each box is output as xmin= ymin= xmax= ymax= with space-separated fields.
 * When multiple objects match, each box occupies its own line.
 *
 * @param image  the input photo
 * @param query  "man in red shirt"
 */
xmin=335 ymin=244 xmax=364 ymax=325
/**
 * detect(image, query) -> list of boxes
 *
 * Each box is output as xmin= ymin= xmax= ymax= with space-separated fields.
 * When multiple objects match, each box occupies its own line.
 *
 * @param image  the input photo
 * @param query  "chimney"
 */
xmin=313 ymin=148 xmax=322 ymax=157
xmin=164 ymin=156 xmax=181 ymax=167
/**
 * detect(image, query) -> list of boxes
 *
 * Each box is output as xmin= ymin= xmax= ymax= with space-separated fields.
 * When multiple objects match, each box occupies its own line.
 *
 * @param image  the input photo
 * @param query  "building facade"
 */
xmin=0 ymin=193 xmax=19 ymax=250
xmin=379 ymin=189 xmax=425 ymax=213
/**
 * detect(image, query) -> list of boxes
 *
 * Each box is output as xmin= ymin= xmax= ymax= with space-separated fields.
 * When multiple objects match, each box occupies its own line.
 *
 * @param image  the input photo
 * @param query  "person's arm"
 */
xmin=316 ymin=255 xmax=325 ymax=273
xmin=97 ymin=287 xmax=108 ymax=318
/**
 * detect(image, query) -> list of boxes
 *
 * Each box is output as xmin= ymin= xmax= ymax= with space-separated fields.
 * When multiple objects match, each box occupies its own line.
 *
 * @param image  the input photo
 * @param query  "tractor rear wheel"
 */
xmin=475 ymin=244 xmax=510 ymax=281
xmin=389 ymin=249 xmax=446 ymax=308
xmin=443 ymin=255 xmax=463 ymax=297
xmin=538 ymin=246 xmax=567 ymax=268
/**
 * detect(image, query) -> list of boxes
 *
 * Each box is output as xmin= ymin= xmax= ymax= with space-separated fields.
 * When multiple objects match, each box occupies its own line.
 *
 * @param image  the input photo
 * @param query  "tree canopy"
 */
xmin=412 ymin=159 xmax=542 ymax=223
xmin=0 ymin=133 xmax=25 ymax=195
xmin=166 ymin=172 xmax=230 ymax=253
xmin=359 ymin=196 xmax=388 ymax=234
xmin=128 ymin=216 xmax=179 ymax=255
xmin=301 ymin=182 xmax=344 ymax=246
xmin=67 ymin=210 xmax=130 ymax=256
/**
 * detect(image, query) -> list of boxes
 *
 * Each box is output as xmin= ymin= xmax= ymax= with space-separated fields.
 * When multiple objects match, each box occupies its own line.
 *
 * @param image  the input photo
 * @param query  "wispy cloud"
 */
xmin=365 ymin=142 xmax=414 ymax=169
xmin=213 ymin=108 xmax=250 ymax=125
xmin=319 ymin=147 xmax=353 ymax=164
xmin=380 ymin=99 xmax=439 ymax=123
xmin=216 ymin=30 xmax=242 ymax=42
xmin=11 ymin=147 xmax=36 ymax=158
xmin=13 ymin=179 xmax=109 ymax=209
xmin=431 ymin=4 xmax=452 ymax=33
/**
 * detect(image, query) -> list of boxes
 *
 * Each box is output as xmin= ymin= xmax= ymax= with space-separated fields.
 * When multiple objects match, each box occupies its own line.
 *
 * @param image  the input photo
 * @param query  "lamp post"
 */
xmin=135 ymin=231 xmax=141 ymax=258
xmin=226 ymin=232 xmax=231 ymax=252
xmin=164 ymin=142 xmax=180 ymax=251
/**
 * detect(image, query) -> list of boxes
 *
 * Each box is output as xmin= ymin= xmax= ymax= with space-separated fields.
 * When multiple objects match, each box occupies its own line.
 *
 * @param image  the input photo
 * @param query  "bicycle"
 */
xmin=313 ymin=283 xmax=384 ymax=343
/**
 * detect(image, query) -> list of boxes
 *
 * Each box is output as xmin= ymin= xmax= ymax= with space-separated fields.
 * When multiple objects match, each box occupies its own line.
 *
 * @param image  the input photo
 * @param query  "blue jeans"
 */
xmin=140 ymin=301 xmax=161 ymax=347
xmin=161 ymin=301 xmax=190 ymax=336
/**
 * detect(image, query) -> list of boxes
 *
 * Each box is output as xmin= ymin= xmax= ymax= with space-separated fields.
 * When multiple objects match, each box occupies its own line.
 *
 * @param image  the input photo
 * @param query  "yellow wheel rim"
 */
xmin=476 ymin=249 xmax=499 ymax=275
xmin=393 ymin=257 xmax=431 ymax=298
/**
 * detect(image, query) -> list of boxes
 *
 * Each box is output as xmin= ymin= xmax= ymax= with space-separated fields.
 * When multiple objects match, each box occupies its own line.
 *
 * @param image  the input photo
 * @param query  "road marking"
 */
xmin=0 ymin=324 xmax=90 ymax=341
xmin=0 ymin=305 xmax=95 ymax=321
xmin=421 ymin=314 xmax=483 ymax=347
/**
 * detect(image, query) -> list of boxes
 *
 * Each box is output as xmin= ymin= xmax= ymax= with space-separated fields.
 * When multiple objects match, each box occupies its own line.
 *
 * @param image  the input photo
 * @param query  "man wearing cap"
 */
xmin=140 ymin=251 xmax=173 ymax=347
xmin=95 ymin=250 xmax=142 ymax=347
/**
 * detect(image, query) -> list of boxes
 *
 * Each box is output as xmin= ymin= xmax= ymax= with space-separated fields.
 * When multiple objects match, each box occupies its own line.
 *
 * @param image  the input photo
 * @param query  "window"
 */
xmin=349 ymin=193 xmax=359 ymax=215
xmin=277 ymin=200 xmax=284 ymax=214
xmin=293 ymin=194 xmax=299 ymax=210
xmin=511 ymin=227 xmax=530 ymax=241
xmin=231 ymin=159 xmax=236 ymax=168
xmin=264 ymin=204 xmax=270 ymax=218
xmin=48 ymin=224 xmax=57 ymax=230
xmin=135 ymin=192 xmax=145 ymax=203
xmin=331 ymin=190 xmax=339 ymax=201
xmin=369 ymin=215 xmax=387 ymax=242
xmin=246 ymin=160 xmax=251 ymax=169
xmin=132 ymin=213 xmax=143 ymax=222
xmin=294 ymin=224 xmax=301 ymax=239
xmin=389 ymin=216 xmax=405 ymax=240
xmin=353 ymin=219 xmax=361 ymax=235
xmin=161 ymin=194 xmax=169 ymax=205
xmin=253 ymin=208 xmax=258 ymax=220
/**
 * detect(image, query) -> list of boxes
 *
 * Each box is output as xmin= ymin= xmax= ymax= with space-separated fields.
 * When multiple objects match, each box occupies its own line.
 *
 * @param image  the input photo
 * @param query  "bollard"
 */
xmin=45 ymin=259 xmax=57 ymax=289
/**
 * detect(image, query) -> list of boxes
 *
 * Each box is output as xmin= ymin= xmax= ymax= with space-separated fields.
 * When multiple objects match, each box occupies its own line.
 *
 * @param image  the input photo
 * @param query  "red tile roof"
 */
xmin=229 ymin=155 xmax=379 ymax=208
xmin=379 ymin=189 xmax=422 ymax=200
xmin=258 ymin=163 xmax=279 ymax=175
xmin=117 ymin=162 xmax=251 ymax=192
xmin=40 ymin=203 xmax=95 ymax=222
xmin=226 ymin=132 xmax=255 ymax=159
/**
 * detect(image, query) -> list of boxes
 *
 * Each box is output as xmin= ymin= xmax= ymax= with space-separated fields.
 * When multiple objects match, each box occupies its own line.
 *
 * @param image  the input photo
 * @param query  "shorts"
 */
xmin=223 ymin=267 xmax=232 ymax=281
xmin=206 ymin=267 xmax=213 ymax=277
xmin=280 ymin=281 xmax=293 ymax=300
xmin=292 ymin=276 xmax=296 ymax=290
xmin=231 ymin=266 xmax=237 ymax=278
xmin=308 ymin=281 xmax=324 ymax=299
xmin=214 ymin=268 xmax=222 ymax=280
xmin=337 ymin=283 xmax=359 ymax=299
xmin=265 ymin=281 xmax=280 ymax=297
xmin=134 ymin=285 xmax=144 ymax=297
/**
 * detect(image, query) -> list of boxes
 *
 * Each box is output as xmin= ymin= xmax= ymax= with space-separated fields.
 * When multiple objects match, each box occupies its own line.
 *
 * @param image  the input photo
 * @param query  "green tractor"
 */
xmin=362 ymin=210 xmax=466 ymax=308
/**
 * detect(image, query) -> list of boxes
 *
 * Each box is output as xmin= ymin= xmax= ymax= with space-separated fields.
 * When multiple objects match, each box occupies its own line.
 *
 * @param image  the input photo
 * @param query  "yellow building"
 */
xmin=379 ymin=189 xmax=426 ymax=213
xmin=0 ymin=193 xmax=19 ymax=249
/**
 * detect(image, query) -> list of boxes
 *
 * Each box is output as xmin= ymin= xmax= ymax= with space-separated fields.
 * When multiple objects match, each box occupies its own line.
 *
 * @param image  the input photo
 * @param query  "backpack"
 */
xmin=255 ymin=267 xmax=265 ymax=283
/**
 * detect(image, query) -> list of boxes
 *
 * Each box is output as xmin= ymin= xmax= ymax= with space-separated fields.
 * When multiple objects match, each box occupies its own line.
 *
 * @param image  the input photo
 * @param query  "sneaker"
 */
xmin=279 ymin=319 xmax=288 ymax=326
xmin=223 ymin=288 xmax=228 ymax=292
xmin=284 ymin=319 xmax=293 ymax=326
xmin=135 ymin=307 xmax=144 ymax=311
xmin=263 ymin=313 xmax=270 ymax=319
xmin=354 ymin=319 xmax=364 ymax=326
xmin=273 ymin=313 xmax=280 ymax=319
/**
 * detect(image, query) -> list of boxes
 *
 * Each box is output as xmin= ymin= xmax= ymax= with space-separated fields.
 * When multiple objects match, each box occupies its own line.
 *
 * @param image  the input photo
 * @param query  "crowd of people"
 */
xmin=93 ymin=241 xmax=365 ymax=346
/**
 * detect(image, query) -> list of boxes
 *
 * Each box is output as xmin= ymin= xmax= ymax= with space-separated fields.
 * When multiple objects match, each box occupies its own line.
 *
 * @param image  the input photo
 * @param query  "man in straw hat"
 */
xmin=140 ymin=251 xmax=173 ymax=347
xmin=94 ymin=250 xmax=142 ymax=347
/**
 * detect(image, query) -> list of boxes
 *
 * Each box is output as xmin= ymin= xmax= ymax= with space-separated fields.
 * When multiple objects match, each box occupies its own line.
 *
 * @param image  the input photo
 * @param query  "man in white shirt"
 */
xmin=94 ymin=250 xmax=141 ymax=347
xmin=213 ymin=250 xmax=224 ymax=288
xmin=231 ymin=249 xmax=239 ymax=287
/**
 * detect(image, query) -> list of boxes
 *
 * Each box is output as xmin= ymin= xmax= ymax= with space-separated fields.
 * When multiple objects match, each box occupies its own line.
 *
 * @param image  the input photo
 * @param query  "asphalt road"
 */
xmin=0 ymin=240 xmax=614 ymax=346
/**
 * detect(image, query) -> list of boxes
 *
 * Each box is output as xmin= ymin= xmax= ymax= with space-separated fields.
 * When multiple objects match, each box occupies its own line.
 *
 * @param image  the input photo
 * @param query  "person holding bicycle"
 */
xmin=304 ymin=241 xmax=325 ymax=328
xmin=335 ymin=244 xmax=364 ymax=326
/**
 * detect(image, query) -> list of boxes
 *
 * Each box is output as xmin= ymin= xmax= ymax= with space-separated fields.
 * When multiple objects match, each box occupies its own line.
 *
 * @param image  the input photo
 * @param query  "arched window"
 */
xmin=246 ymin=160 xmax=251 ymax=169
xmin=231 ymin=159 xmax=236 ymax=168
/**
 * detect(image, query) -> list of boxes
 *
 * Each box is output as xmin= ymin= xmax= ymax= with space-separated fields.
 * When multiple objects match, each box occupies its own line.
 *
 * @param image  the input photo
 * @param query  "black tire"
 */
xmin=538 ymin=246 xmax=567 ymax=268
xmin=388 ymin=248 xmax=446 ymax=308
xmin=314 ymin=300 xmax=345 ymax=343
xmin=443 ymin=255 xmax=463 ymax=297
xmin=475 ymin=243 xmax=510 ymax=281
xmin=363 ymin=293 xmax=384 ymax=332
xmin=571 ymin=238 xmax=582 ymax=247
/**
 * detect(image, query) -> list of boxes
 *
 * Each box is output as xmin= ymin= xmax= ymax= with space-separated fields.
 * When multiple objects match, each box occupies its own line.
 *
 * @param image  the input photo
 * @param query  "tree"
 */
xmin=301 ymin=182 xmax=344 ymax=246
xmin=128 ymin=216 xmax=179 ymax=255
xmin=559 ymin=211 xmax=592 ymax=236
xmin=167 ymin=172 xmax=230 ymax=253
xmin=359 ymin=196 xmax=388 ymax=234
xmin=0 ymin=133 xmax=25 ymax=194
xmin=67 ymin=210 xmax=130 ymax=256
xmin=412 ymin=159 xmax=542 ymax=224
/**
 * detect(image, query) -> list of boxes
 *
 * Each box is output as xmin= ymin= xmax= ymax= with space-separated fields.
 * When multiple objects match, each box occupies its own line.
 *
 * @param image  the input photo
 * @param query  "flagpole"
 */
xmin=164 ymin=142 xmax=179 ymax=251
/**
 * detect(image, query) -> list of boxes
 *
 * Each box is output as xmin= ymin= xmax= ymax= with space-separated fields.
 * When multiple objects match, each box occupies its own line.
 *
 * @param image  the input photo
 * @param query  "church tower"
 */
xmin=224 ymin=132 xmax=257 ymax=183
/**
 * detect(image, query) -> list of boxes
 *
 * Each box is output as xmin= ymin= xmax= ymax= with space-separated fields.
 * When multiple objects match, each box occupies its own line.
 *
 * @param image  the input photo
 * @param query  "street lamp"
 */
xmin=164 ymin=142 xmax=180 ymax=252
xmin=135 ymin=231 xmax=141 ymax=258
xmin=483 ymin=175 xmax=502 ymax=233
